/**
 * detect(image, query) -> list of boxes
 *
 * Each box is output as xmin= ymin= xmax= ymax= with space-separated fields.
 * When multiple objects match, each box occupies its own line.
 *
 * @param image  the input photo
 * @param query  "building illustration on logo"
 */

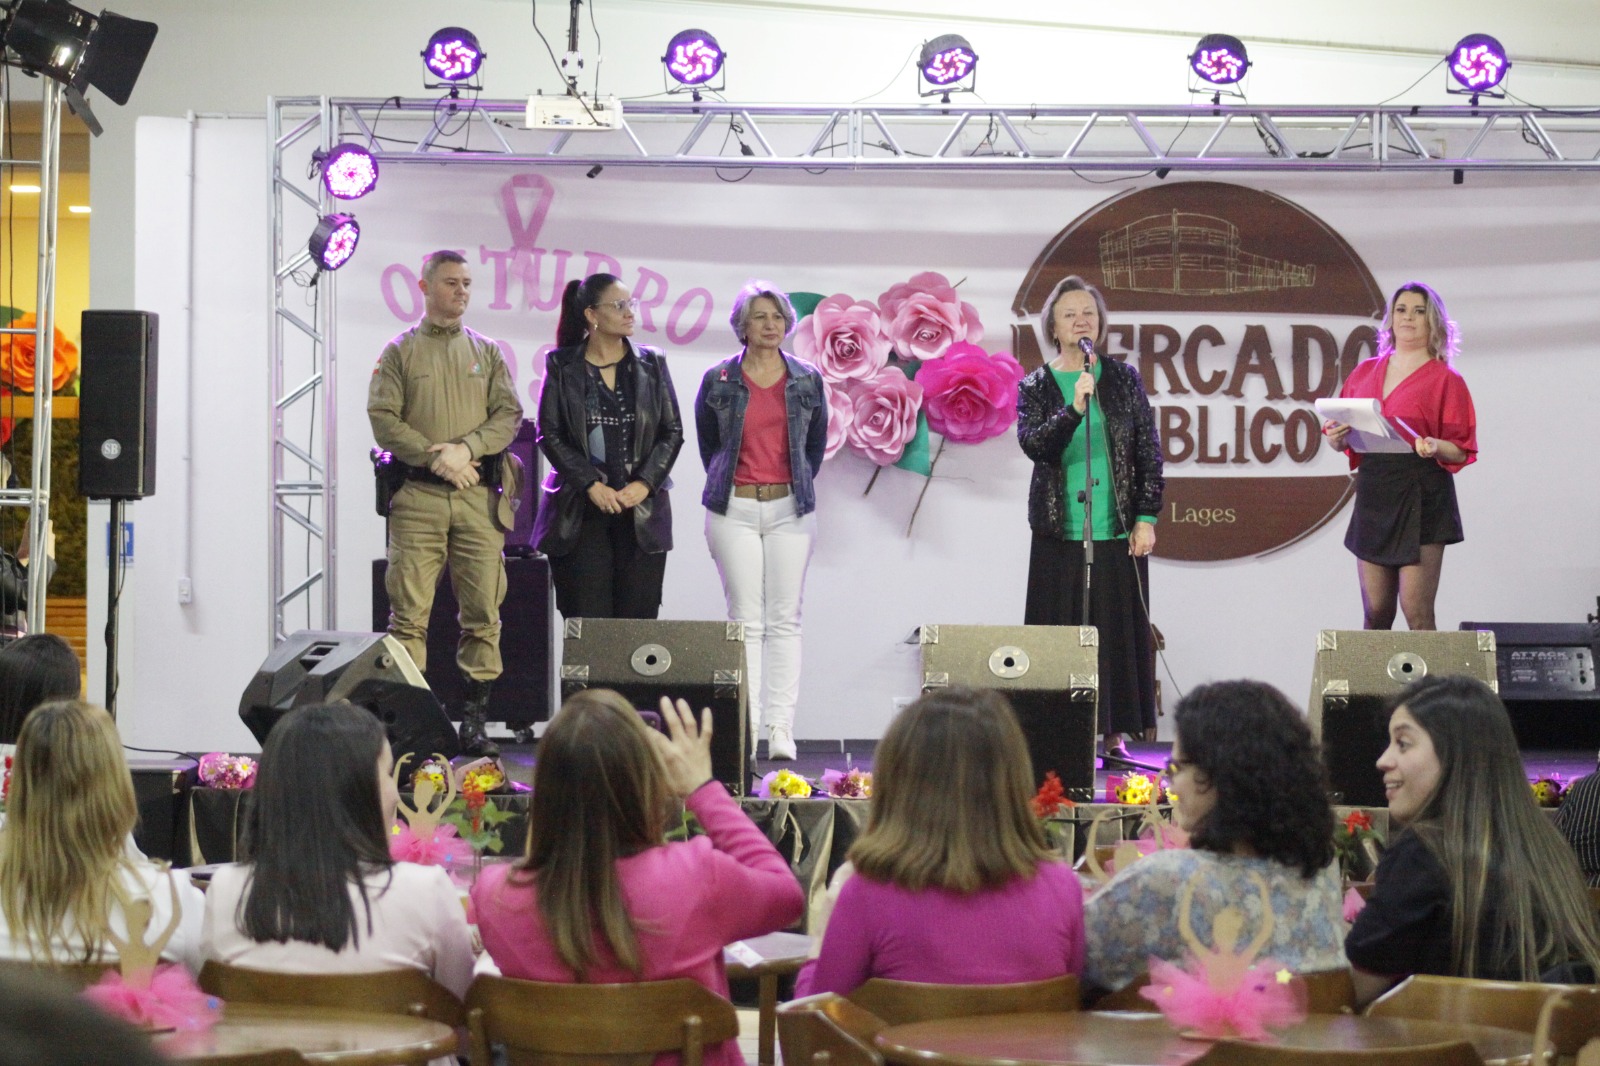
xmin=1098 ymin=210 xmax=1316 ymax=296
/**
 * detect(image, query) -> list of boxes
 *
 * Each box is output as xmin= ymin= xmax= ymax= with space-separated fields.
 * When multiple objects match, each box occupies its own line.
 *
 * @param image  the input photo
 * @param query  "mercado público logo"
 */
xmin=1011 ymin=181 xmax=1385 ymax=563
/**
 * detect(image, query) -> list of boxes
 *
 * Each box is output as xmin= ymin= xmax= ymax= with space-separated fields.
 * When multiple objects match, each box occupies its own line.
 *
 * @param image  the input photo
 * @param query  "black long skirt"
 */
xmin=1345 ymin=453 xmax=1463 ymax=567
xmin=1024 ymin=534 xmax=1157 ymax=738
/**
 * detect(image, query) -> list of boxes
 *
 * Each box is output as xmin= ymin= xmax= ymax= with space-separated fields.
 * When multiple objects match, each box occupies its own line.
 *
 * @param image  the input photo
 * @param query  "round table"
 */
xmin=873 ymin=1011 xmax=1533 ymax=1066
xmin=156 ymin=1002 xmax=456 ymax=1065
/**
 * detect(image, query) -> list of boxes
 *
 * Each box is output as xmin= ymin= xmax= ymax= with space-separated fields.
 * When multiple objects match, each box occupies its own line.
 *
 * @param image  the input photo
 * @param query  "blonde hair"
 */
xmin=1377 ymin=281 xmax=1461 ymax=363
xmin=849 ymin=688 xmax=1054 ymax=893
xmin=516 ymin=689 xmax=672 ymax=978
xmin=0 ymin=701 xmax=138 ymax=962
xmin=1040 ymin=275 xmax=1109 ymax=352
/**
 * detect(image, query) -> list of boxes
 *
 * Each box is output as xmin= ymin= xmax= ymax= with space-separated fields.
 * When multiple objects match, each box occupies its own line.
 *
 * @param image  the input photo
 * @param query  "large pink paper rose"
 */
xmin=793 ymin=294 xmax=891 ymax=384
xmin=877 ymin=271 xmax=983 ymax=361
xmin=916 ymin=342 xmax=1025 ymax=444
xmin=822 ymin=378 xmax=855 ymax=460
xmin=846 ymin=367 xmax=924 ymax=466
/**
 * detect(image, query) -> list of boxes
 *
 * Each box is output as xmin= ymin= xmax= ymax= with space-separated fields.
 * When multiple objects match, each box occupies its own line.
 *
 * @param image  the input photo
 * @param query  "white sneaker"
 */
xmin=767 ymin=726 xmax=797 ymax=761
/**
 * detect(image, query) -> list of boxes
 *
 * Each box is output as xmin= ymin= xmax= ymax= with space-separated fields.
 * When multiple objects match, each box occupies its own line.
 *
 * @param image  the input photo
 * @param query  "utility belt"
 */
xmin=371 ymin=448 xmax=507 ymax=515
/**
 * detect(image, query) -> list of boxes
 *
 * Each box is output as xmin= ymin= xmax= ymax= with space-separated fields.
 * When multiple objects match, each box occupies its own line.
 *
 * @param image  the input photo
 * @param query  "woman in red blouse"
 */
xmin=1323 ymin=282 xmax=1477 ymax=630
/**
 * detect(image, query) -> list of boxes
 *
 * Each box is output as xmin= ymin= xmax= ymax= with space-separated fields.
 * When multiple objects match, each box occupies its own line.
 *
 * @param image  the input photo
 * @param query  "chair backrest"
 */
xmin=197 ymin=960 xmax=464 ymax=1027
xmin=1194 ymin=1038 xmax=1485 ymax=1065
xmin=1092 ymin=969 xmax=1353 ymax=1015
xmin=1532 ymin=985 xmax=1600 ymax=1064
xmin=1364 ymin=973 xmax=1574 ymax=1033
xmin=463 ymin=975 xmax=740 ymax=1066
xmin=181 ymin=1052 xmax=310 ymax=1066
xmin=846 ymin=974 xmax=1079 ymax=1025
xmin=777 ymin=993 xmax=886 ymax=1066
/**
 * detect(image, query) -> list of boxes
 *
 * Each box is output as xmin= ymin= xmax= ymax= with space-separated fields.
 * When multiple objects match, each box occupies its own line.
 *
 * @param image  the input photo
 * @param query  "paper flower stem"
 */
xmin=904 ymin=437 xmax=947 ymax=537
xmin=863 ymin=466 xmax=881 ymax=496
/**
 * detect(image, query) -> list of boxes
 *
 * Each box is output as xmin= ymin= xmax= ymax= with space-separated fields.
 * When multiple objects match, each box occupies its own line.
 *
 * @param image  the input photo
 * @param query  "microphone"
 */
xmin=1076 ymin=337 xmax=1096 ymax=369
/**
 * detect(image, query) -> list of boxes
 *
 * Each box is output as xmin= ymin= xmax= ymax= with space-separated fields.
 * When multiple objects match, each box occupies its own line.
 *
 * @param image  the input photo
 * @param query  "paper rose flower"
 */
xmin=793 ymin=294 xmax=891 ymax=384
xmin=915 ymin=342 xmax=1025 ymax=443
xmin=197 ymin=752 xmax=257 ymax=790
xmin=821 ymin=379 xmax=855 ymax=460
xmin=757 ymin=769 xmax=813 ymax=798
xmin=0 ymin=313 xmax=78 ymax=393
xmin=845 ymin=367 xmax=924 ymax=466
xmin=877 ymin=272 xmax=983 ymax=361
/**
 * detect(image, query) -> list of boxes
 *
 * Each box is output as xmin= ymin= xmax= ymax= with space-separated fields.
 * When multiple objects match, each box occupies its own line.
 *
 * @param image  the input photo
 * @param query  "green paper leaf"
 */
xmin=788 ymin=292 xmax=825 ymax=320
xmin=895 ymin=413 xmax=932 ymax=476
xmin=895 ymin=356 xmax=923 ymax=380
xmin=0 ymin=307 xmax=22 ymax=327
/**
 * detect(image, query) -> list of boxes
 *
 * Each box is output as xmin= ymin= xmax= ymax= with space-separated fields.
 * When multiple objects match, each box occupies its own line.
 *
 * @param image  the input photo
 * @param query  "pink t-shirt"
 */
xmin=733 ymin=374 xmax=792 ymax=486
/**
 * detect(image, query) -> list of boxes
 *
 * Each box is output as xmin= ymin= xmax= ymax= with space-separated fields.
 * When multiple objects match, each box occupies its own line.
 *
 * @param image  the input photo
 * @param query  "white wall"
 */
xmin=75 ymin=1 xmax=1600 ymax=749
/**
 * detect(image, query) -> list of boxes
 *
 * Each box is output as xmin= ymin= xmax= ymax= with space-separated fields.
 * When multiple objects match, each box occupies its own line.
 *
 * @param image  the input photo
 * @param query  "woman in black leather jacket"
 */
xmin=1016 ymin=275 xmax=1163 ymax=762
xmin=531 ymin=273 xmax=684 ymax=618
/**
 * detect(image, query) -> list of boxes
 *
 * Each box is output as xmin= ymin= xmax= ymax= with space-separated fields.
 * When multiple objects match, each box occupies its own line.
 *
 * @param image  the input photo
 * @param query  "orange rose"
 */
xmin=0 ymin=313 xmax=79 ymax=393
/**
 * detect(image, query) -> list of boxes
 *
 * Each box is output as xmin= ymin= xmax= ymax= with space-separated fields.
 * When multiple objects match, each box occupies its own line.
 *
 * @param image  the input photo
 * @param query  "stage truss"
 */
xmin=267 ymin=95 xmax=1600 ymax=643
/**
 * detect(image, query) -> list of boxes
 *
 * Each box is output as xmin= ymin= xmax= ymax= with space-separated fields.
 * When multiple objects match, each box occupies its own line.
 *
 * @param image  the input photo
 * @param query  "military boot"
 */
xmin=458 ymin=679 xmax=500 ymax=757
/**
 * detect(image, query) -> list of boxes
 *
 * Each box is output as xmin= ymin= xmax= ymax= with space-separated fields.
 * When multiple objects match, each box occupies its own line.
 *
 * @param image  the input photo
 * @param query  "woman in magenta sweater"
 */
xmin=794 ymin=688 xmax=1085 ymax=996
xmin=472 ymin=690 xmax=804 ymax=1066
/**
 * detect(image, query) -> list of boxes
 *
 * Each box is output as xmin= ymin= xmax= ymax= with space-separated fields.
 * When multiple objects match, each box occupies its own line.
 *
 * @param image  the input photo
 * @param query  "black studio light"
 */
xmin=1 ymin=0 xmax=159 ymax=135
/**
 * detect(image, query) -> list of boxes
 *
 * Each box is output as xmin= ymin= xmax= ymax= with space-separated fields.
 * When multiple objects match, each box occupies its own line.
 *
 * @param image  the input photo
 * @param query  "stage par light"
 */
xmin=663 ymin=28 xmax=725 ymax=87
xmin=423 ymin=26 xmax=484 ymax=86
xmin=917 ymin=34 xmax=978 ymax=100
xmin=308 ymin=214 xmax=360 ymax=273
xmin=1189 ymin=34 xmax=1250 ymax=86
xmin=1447 ymin=34 xmax=1509 ymax=92
xmin=319 ymin=143 xmax=379 ymax=201
xmin=1 ymin=0 xmax=159 ymax=136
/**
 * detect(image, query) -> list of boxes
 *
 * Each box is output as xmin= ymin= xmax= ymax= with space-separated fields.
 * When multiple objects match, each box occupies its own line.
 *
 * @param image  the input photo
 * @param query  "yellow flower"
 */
xmin=770 ymin=770 xmax=812 ymax=798
xmin=1116 ymin=774 xmax=1155 ymax=805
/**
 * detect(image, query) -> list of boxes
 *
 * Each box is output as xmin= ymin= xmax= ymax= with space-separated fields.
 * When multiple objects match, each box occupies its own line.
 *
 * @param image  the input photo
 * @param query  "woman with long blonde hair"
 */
xmin=473 ymin=690 xmax=803 ymax=1066
xmin=794 ymin=688 xmax=1085 ymax=996
xmin=0 ymin=700 xmax=202 ymax=969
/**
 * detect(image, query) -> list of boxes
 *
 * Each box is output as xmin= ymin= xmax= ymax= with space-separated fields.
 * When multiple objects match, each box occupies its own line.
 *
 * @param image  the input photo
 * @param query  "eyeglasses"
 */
xmin=599 ymin=298 xmax=640 ymax=314
xmin=1164 ymin=758 xmax=1190 ymax=777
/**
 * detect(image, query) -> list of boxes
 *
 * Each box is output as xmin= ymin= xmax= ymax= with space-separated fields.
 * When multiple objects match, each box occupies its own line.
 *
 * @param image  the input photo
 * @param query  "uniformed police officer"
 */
xmin=368 ymin=250 xmax=523 ymax=755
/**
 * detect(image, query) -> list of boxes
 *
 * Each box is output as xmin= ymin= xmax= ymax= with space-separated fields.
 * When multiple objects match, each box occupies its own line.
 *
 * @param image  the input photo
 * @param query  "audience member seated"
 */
xmin=0 ymin=633 xmax=81 ymax=752
xmin=472 ymin=690 xmax=804 ymax=1066
xmin=202 ymin=703 xmax=474 ymax=999
xmin=0 ymin=700 xmax=202 ymax=971
xmin=1347 ymin=675 xmax=1600 ymax=1004
xmin=1554 ymin=758 xmax=1600 ymax=887
xmin=793 ymin=687 xmax=1084 ymax=997
xmin=1084 ymin=680 xmax=1345 ymax=993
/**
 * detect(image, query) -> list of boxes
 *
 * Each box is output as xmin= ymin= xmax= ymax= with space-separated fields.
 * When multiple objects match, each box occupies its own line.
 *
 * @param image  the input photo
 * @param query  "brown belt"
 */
xmin=732 ymin=483 xmax=791 ymax=501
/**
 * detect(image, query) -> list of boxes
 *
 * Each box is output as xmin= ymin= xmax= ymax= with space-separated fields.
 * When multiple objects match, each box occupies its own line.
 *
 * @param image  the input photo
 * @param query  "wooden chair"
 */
xmin=1092 ymin=968 xmax=1356 ymax=1015
xmin=777 ymin=992 xmax=886 ymax=1066
xmin=1532 ymin=985 xmax=1600 ymax=1065
xmin=463 ymin=975 xmax=740 ymax=1066
xmin=1364 ymin=973 xmax=1575 ymax=1034
xmin=197 ymin=960 xmax=465 ymax=1027
xmin=0 ymin=958 xmax=116 ymax=990
xmin=181 ymin=1052 xmax=310 ymax=1066
xmin=846 ymin=974 xmax=1079 ymax=1025
xmin=1194 ymin=1039 xmax=1485 ymax=1065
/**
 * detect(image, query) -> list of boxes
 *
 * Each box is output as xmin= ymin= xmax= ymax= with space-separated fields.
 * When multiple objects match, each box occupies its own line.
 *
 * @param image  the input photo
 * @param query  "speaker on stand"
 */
xmin=78 ymin=310 xmax=158 ymax=718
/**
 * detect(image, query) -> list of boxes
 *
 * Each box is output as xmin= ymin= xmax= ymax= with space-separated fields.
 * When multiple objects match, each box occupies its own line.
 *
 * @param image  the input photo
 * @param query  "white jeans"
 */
xmin=705 ymin=495 xmax=817 ymax=742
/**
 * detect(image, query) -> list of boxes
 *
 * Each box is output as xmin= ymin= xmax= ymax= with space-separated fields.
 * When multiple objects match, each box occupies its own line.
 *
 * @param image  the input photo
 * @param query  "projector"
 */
xmin=525 ymin=93 xmax=624 ymax=131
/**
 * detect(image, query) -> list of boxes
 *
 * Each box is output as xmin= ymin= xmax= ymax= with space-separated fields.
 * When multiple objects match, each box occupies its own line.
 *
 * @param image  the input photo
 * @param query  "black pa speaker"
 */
xmin=239 ymin=630 xmax=459 ymax=764
xmin=79 ymin=309 xmax=158 ymax=499
xmin=505 ymin=419 xmax=541 ymax=555
xmin=371 ymin=554 xmax=554 ymax=727
xmin=918 ymin=624 xmax=1100 ymax=800
xmin=1308 ymin=629 xmax=1498 ymax=806
xmin=561 ymin=618 xmax=750 ymax=795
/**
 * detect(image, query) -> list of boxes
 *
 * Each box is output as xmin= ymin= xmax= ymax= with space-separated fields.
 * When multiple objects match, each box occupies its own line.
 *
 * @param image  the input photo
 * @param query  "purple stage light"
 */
xmin=1448 ymin=34 xmax=1508 ymax=91
xmin=423 ymin=27 xmax=483 ymax=84
xmin=1190 ymin=34 xmax=1250 ymax=86
xmin=919 ymin=34 xmax=978 ymax=87
xmin=309 ymin=213 xmax=360 ymax=273
xmin=321 ymin=143 xmax=378 ymax=201
xmin=663 ymin=29 xmax=724 ymax=86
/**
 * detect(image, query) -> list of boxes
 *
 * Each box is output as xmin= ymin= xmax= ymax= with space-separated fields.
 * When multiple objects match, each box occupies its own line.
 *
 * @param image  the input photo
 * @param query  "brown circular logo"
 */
xmin=1012 ymin=181 xmax=1386 ymax=561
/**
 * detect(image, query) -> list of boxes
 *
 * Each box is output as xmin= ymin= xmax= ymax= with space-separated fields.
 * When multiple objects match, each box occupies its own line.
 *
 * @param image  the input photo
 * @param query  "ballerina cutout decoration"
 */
xmin=80 ymin=867 xmax=219 ymax=1031
xmin=390 ymin=752 xmax=473 ymax=866
xmin=1138 ymin=871 xmax=1308 ymax=1041
xmin=1081 ymin=805 xmax=1188 ymax=887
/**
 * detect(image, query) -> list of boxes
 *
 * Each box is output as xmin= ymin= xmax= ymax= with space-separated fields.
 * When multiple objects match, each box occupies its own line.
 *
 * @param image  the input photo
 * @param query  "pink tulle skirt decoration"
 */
xmin=390 ymin=821 xmax=473 ymax=867
xmin=1342 ymin=886 xmax=1368 ymax=924
xmin=1138 ymin=956 xmax=1308 ymax=1041
xmin=82 ymin=964 xmax=221 ymax=1031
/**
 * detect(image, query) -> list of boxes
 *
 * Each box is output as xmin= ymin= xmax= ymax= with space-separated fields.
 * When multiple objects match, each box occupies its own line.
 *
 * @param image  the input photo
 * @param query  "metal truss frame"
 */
xmin=267 ymin=94 xmax=1600 ymax=644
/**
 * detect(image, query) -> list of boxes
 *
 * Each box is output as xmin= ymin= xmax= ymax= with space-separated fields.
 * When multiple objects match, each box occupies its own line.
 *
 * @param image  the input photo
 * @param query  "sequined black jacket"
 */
xmin=1016 ymin=357 xmax=1164 ymax=539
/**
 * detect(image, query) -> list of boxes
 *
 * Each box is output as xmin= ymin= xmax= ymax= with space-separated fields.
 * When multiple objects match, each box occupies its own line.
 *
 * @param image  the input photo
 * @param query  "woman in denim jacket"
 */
xmin=694 ymin=282 xmax=827 ymax=760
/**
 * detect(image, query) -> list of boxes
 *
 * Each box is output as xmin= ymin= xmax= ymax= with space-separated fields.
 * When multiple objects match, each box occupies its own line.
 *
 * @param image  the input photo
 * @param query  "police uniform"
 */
xmin=368 ymin=318 xmax=522 ymax=683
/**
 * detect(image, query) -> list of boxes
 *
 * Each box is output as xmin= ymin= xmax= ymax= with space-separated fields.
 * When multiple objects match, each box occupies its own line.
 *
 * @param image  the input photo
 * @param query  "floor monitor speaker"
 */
xmin=918 ymin=624 xmax=1099 ymax=800
xmin=1309 ymin=629 xmax=1497 ymax=806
